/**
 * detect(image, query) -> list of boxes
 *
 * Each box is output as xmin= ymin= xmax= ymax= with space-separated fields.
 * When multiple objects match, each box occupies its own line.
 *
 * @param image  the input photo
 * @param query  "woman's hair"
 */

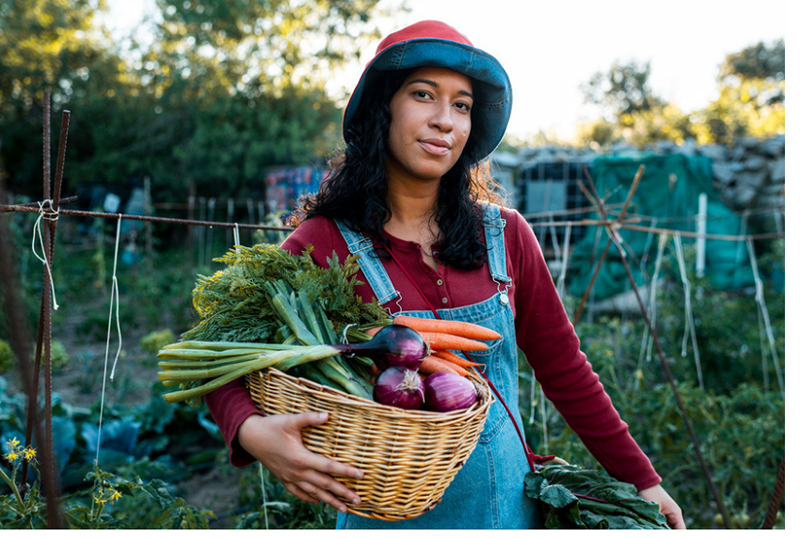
xmin=289 ymin=68 xmax=506 ymax=271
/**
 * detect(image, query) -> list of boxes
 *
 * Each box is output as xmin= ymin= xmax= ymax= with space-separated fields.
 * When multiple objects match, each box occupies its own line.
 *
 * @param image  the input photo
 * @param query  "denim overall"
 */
xmin=334 ymin=204 xmax=542 ymax=529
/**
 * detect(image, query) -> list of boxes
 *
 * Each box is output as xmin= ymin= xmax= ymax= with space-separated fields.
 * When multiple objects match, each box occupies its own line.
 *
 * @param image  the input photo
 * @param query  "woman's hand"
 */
xmin=638 ymin=484 xmax=686 ymax=529
xmin=237 ymin=412 xmax=363 ymax=513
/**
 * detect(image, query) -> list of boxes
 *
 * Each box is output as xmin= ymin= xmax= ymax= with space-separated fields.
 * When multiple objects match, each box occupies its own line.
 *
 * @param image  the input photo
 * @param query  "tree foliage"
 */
xmin=580 ymin=60 xmax=664 ymax=122
xmin=0 ymin=0 xmax=395 ymax=207
xmin=576 ymin=40 xmax=785 ymax=148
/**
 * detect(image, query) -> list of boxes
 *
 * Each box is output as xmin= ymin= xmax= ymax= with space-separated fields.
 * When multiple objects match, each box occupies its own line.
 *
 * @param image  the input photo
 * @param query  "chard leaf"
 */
xmin=524 ymin=464 xmax=670 ymax=530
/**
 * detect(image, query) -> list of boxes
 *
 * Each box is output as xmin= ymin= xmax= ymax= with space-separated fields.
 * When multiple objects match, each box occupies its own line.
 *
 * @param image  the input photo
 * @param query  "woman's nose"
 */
xmin=428 ymin=103 xmax=454 ymax=132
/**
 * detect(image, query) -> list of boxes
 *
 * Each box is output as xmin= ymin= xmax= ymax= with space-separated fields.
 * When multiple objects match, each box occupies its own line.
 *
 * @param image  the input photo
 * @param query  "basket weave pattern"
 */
xmin=246 ymin=368 xmax=494 ymax=520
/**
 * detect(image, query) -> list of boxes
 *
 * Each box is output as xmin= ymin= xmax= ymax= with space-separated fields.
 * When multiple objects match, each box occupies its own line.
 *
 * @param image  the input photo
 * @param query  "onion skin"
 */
xmin=424 ymin=372 xmax=477 ymax=412
xmin=373 ymin=366 xmax=425 ymax=410
xmin=337 ymin=325 xmax=428 ymax=371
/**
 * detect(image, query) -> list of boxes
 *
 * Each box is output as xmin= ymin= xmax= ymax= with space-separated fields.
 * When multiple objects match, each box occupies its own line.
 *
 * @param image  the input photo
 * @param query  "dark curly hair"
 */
xmin=290 ymin=68 xmax=505 ymax=271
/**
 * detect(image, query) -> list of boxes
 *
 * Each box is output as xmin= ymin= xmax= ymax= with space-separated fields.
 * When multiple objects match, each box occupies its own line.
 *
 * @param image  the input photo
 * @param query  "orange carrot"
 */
xmin=432 ymin=349 xmax=482 ymax=369
xmin=364 ymin=326 xmax=382 ymax=337
xmin=392 ymin=316 xmax=500 ymax=341
xmin=418 ymin=356 xmax=467 ymax=376
xmin=417 ymin=331 xmax=489 ymax=352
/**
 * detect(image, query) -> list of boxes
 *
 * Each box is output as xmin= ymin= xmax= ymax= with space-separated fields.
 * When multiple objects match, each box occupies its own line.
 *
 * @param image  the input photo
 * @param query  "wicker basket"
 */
xmin=246 ymin=367 xmax=494 ymax=520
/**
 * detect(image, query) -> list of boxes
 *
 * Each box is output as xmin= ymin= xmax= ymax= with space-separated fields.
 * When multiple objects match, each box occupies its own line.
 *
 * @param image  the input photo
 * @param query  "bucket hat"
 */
xmin=343 ymin=20 xmax=512 ymax=164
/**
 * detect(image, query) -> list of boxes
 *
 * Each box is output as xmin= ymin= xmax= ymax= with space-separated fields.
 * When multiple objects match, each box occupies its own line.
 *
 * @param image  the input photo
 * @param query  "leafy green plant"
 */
xmin=525 ymin=463 xmax=670 ymax=529
xmin=0 ymin=437 xmax=41 ymax=529
xmin=0 ymin=340 xmax=14 ymax=374
xmin=140 ymin=329 xmax=176 ymax=357
xmin=523 ymin=239 xmax=785 ymax=529
xmin=233 ymin=462 xmax=336 ymax=529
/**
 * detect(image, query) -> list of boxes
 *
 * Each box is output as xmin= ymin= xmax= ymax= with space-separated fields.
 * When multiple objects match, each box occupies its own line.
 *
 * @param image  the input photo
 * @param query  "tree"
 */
xmin=575 ymin=40 xmax=784 ymax=148
xmin=128 ymin=0 xmax=396 ymax=202
xmin=1 ymin=0 xmax=404 ymax=205
xmin=0 ymin=0 xmax=125 ymax=195
xmin=580 ymin=60 xmax=664 ymax=123
xmin=719 ymin=39 xmax=784 ymax=100
xmin=693 ymin=39 xmax=785 ymax=145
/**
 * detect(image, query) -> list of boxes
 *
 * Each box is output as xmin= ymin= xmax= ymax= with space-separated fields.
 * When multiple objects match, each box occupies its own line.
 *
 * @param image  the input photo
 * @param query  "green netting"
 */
xmin=567 ymin=153 xmax=754 ymax=300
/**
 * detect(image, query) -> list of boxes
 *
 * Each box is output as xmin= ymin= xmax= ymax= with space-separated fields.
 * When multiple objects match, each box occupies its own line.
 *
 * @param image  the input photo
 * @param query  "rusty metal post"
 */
xmin=19 ymin=95 xmax=68 ymax=528
xmin=761 ymin=454 xmax=785 ymax=529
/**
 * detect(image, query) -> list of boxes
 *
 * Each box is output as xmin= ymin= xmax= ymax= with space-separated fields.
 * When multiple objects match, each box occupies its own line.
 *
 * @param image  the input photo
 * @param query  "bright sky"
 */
xmin=106 ymin=0 xmax=787 ymax=141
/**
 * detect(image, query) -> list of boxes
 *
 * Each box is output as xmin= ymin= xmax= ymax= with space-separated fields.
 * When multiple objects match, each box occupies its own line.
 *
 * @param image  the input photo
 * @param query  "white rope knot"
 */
xmin=31 ymin=199 xmax=60 ymax=310
xmin=341 ymin=323 xmax=357 ymax=345
xmin=38 ymin=199 xmax=60 ymax=222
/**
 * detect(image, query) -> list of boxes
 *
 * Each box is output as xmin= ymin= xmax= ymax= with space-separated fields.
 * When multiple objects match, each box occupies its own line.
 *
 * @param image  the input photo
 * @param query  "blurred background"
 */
xmin=0 ymin=0 xmax=787 ymax=530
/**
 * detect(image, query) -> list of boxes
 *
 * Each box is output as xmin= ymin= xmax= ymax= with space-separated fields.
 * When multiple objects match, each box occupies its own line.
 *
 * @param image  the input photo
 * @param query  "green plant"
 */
xmin=233 ymin=463 xmax=336 ymax=529
xmin=140 ymin=330 xmax=176 ymax=357
xmin=50 ymin=340 xmax=70 ymax=371
xmin=522 ymin=246 xmax=785 ymax=529
xmin=0 ymin=340 xmax=14 ymax=374
xmin=63 ymin=465 xmax=215 ymax=529
xmin=0 ymin=437 xmax=41 ymax=529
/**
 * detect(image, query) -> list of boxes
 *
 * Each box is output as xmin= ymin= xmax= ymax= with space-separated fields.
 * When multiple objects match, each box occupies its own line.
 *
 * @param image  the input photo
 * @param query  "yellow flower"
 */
xmin=110 ymin=490 xmax=123 ymax=503
xmin=23 ymin=447 xmax=37 ymax=462
xmin=6 ymin=437 xmax=20 ymax=450
xmin=93 ymin=488 xmax=108 ymax=506
xmin=5 ymin=451 xmax=20 ymax=463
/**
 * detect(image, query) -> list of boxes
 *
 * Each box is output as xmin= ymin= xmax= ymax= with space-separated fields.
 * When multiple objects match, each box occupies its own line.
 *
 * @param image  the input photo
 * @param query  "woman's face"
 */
xmin=385 ymin=67 xmax=473 ymax=184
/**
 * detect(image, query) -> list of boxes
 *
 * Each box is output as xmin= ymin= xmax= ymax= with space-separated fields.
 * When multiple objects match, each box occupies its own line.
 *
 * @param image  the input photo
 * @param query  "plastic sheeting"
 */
xmin=567 ymin=153 xmax=755 ymax=300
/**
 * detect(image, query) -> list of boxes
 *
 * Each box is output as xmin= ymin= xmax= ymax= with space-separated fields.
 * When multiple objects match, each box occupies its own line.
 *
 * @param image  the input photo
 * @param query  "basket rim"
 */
xmin=247 ymin=367 xmax=495 ymax=420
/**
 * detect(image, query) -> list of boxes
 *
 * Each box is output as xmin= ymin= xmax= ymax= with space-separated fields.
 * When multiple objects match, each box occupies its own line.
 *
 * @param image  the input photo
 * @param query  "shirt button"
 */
xmin=437 ymin=279 xmax=443 ymax=286
xmin=442 ymin=297 xmax=448 ymax=304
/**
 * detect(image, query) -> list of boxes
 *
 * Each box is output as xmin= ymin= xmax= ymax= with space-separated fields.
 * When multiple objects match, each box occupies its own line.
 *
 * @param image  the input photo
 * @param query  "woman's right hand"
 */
xmin=237 ymin=411 xmax=363 ymax=513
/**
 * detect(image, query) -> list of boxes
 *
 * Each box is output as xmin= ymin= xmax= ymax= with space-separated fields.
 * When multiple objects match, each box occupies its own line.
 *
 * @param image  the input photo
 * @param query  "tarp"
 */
xmin=567 ymin=153 xmax=755 ymax=300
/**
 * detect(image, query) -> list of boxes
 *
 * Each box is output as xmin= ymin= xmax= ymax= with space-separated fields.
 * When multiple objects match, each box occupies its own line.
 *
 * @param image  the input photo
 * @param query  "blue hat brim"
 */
xmin=343 ymin=38 xmax=512 ymax=164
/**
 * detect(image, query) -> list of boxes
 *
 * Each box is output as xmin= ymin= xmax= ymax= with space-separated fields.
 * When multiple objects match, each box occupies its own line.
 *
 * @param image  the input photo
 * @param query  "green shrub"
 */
xmin=140 ymin=329 xmax=176 ymax=356
xmin=51 ymin=340 xmax=70 ymax=371
xmin=0 ymin=339 xmax=15 ymax=374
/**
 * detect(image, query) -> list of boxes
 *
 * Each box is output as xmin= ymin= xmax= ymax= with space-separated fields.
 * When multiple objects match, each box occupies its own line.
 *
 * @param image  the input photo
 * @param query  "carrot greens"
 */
xmin=157 ymin=244 xmax=389 ymax=406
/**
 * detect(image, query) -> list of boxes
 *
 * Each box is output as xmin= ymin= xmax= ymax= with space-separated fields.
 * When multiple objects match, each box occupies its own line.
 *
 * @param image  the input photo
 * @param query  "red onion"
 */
xmin=373 ymin=366 xmax=425 ymax=410
xmin=424 ymin=372 xmax=477 ymax=412
xmin=335 ymin=325 xmax=428 ymax=371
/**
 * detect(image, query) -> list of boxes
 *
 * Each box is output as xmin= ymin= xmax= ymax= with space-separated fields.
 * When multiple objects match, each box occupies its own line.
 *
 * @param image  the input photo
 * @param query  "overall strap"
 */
xmin=335 ymin=220 xmax=400 ymax=306
xmin=481 ymin=202 xmax=512 ymax=284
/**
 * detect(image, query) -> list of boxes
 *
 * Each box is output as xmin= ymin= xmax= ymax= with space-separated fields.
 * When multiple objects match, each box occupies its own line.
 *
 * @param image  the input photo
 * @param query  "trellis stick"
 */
xmin=16 ymin=94 xmax=66 ymax=528
xmin=571 ymin=165 xmax=644 ymax=326
xmin=761 ymin=454 xmax=785 ymax=529
xmin=0 ymin=189 xmax=56 ymax=528
xmin=580 ymin=170 xmax=733 ymax=529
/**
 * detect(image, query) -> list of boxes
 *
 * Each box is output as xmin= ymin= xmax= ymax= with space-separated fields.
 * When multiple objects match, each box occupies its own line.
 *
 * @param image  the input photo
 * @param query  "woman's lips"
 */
xmin=419 ymin=138 xmax=451 ymax=156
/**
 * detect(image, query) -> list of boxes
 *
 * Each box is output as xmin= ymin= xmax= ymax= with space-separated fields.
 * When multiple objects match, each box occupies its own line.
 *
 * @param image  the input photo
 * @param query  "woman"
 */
xmin=205 ymin=20 xmax=685 ymax=529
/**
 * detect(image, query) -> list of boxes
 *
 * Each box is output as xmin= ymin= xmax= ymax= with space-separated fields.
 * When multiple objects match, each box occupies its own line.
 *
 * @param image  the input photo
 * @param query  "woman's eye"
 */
xmin=455 ymin=102 xmax=472 ymax=112
xmin=413 ymin=90 xmax=431 ymax=99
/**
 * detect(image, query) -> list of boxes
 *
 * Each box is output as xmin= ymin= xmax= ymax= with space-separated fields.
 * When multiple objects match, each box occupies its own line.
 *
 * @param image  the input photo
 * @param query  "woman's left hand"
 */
xmin=638 ymin=484 xmax=686 ymax=529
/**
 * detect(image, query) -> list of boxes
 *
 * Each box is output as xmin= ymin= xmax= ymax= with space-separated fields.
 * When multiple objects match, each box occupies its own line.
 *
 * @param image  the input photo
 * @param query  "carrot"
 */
xmin=418 ymin=356 xmax=468 ymax=377
xmin=392 ymin=316 xmax=500 ymax=341
xmin=432 ymin=349 xmax=483 ymax=369
xmin=417 ymin=331 xmax=489 ymax=352
xmin=364 ymin=327 xmax=382 ymax=337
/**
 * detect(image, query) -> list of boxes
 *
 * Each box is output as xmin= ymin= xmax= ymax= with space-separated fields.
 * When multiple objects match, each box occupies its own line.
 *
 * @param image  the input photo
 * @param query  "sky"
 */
xmin=105 ymin=0 xmax=787 ymax=141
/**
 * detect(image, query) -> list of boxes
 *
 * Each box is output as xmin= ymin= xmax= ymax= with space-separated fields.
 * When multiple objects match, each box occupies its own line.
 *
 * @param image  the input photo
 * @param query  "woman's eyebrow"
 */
xmin=407 ymin=78 xmax=474 ymax=99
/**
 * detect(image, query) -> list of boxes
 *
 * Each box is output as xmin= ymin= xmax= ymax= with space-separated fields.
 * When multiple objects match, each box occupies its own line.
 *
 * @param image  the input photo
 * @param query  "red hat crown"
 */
xmin=374 ymin=20 xmax=473 ymax=55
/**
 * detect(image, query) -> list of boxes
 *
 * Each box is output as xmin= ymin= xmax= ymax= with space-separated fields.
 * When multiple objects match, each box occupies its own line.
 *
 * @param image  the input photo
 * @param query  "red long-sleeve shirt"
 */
xmin=203 ymin=208 xmax=661 ymax=491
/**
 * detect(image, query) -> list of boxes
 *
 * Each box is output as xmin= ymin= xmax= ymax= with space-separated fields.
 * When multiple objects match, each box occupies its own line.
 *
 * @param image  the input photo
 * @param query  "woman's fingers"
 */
xmin=238 ymin=412 xmax=364 ymax=512
xmin=284 ymin=412 xmax=365 ymax=480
